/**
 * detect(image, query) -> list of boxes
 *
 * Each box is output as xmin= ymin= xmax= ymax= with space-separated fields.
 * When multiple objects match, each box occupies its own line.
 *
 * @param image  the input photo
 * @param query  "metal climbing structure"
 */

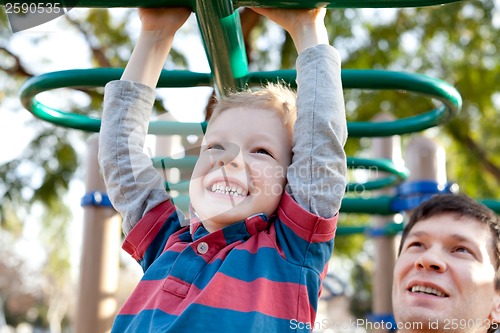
xmin=15 ymin=0 xmax=495 ymax=216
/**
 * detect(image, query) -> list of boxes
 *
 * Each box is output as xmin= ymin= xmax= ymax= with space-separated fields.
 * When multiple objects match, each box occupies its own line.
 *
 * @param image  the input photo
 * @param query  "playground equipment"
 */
xmin=7 ymin=0 xmax=500 ymax=332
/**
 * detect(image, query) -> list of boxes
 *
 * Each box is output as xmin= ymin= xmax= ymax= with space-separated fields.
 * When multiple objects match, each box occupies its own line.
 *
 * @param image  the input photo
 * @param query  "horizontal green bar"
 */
xmin=165 ymin=181 xmax=190 ymax=192
xmin=335 ymin=222 xmax=403 ymax=236
xmin=171 ymin=194 xmax=399 ymax=215
xmin=237 ymin=0 xmax=462 ymax=8
xmin=479 ymin=199 xmax=500 ymax=214
xmin=0 ymin=0 xmax=463 ymax=8
xmin=340 ymin=196 xmax=395 ymax=214
xmin=152 ymin=156 xmax=199 ymax=169
xmin=166 ymin=194 xmax=496 ymax=219
xmin=153 ymin=156 xmax=407 ymax=193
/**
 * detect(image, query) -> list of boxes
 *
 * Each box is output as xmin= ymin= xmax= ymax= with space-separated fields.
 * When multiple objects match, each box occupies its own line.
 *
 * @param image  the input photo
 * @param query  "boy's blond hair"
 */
xmin=209 ymin=82 xmax=298 ymax=136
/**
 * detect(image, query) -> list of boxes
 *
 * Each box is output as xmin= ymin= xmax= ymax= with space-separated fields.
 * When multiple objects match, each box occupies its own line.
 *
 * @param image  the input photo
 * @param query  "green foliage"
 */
xmin=341 ymin=2 xmax=499 ymax=199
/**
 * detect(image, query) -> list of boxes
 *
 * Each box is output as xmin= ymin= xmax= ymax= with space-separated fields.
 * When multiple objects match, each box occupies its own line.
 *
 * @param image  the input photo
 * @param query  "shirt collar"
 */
xmin=189 ymin=213 xmax=271 ymax=242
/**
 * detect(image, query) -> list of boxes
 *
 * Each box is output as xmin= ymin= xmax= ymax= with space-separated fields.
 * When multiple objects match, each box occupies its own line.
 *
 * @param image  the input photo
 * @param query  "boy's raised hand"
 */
xmin=138 ymin=7 xmax=191 ymax=34
xmin=250 ymin=7 xmax=328 ymax=53
xmin=121 ymin=7 xmax=191 ymax=87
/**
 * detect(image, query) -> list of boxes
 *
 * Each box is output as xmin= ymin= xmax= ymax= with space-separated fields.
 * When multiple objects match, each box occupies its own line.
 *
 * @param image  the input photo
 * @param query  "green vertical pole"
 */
xmin=194 ymin=0 xmax=249 ymax=97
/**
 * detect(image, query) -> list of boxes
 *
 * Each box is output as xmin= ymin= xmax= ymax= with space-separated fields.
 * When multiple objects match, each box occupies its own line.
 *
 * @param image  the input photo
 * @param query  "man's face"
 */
xmin=189 ymin=107 xmax=292 ymax=232
xmin=392 ymin=214 xmax=500 ymax=332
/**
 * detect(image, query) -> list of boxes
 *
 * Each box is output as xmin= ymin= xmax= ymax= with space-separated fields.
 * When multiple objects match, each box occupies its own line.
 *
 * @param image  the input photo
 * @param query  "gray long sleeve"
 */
xmin=98 ymin=80 xmax=170 ymax=235
xmin=98 ymin=44 xmax=346 ymax=234
xmin=286 ymin=44 xmax=347 ymax=218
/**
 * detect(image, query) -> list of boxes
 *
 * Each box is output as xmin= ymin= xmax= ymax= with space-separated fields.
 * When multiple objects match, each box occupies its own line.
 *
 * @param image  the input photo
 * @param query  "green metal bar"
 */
xmin=195 ymin=0 xmax=248 ymax=95
xmin=247 ymin=69 xmax=462 ymax=136
xmin=479 ymin=199 xmax=500 ymax=215
xmin=169 ymin=192 xmax=499 ymax=216
xmin=340 ymin=196 xmax=395 ymax=215
xmin=346 ymin=157 xmax=409 ymax=191
xmin=0 ymin=0 xmax=464 ymax=8
xmin=165 ymin=181 xmax=190 ymax=192
xmin=152 ymin=156 xmax=407 ymax=193
xmin=19 ymin=68 xmax=461 ymax=136
xmin=151 ymin=156 xmax=199 ymax=169
xmin=335 ymin=222 xmax=403 ymax=236
xmin=18 ymin=68 xmax=213 ymax=133
xmin=237 ymin=0 xmax=462 ymax=8
xmin=171 ymin=194 xmax=399 ymax=215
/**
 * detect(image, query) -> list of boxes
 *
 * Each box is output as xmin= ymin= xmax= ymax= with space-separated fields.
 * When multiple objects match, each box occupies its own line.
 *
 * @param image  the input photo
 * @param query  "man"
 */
xmin=392 ymin=194 xmax=500 ymax=333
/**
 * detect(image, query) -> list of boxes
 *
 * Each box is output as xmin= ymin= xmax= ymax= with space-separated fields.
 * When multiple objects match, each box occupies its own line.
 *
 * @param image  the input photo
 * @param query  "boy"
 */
xmin=99 ymin=6 xmax=347 ymax=332
xmin=392 ymin=194 xmax=500 ymax=333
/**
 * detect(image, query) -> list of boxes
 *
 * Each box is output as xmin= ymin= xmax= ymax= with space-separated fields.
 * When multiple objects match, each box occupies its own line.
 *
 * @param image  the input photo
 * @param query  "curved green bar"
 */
xmin=0 ymin=0 xmax=463 ymax=8
xmin=346 ymin=157 xmax=409 ymax=191
xmin=343 ymin=70 xmax=462 ymax=136
xmin=19 ymin=68 xmax=461 ymax=137
xmin=248 ymin=69 xmax=462 ymax=137
xmin=151 ymin=156 xmax=407 ymax=194
xmin=19 ymin=68 xmax=212 ymax=133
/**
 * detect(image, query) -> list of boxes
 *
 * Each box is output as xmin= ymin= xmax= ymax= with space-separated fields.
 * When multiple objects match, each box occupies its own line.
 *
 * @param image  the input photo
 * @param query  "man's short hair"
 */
xmin=398 ymin=194 xmax=500 ymax=291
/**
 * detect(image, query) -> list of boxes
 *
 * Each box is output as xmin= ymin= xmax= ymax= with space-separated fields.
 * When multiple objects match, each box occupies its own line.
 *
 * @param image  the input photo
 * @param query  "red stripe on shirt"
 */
xmin=194 ymin=273 xmax=313 ymax=322
xmin=278 ymin=192 xmax=337 ymax=243
xmin=123 ymin=200 xmax=177 ymax=260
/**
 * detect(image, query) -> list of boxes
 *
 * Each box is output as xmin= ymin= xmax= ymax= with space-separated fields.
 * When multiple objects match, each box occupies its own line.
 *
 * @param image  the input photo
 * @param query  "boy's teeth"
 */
xmin=211 ymin=182 xmax=246 ymax=196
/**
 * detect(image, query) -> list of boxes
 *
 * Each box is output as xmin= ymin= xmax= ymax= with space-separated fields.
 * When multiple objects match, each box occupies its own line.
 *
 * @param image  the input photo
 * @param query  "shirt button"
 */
xmin=197 ymin=242 xmax=209 ymax=254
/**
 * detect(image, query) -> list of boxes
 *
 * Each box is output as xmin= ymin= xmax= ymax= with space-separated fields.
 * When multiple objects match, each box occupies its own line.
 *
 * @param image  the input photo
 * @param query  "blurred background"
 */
xmin=0 ymin=1 xmax=499 ymax=332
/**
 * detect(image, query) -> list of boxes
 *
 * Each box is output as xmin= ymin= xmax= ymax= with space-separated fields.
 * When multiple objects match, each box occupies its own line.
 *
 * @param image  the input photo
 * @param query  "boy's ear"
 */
xmin=490 ymin=294 xmax=500 ymax=324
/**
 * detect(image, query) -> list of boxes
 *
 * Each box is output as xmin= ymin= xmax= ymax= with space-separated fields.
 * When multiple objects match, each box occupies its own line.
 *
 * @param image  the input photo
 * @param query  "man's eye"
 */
xmin=207 ymin=144 xmax=224 ymax=150
xmin=255 ymin=148 xmax=273 ymax=157
xmin=407 ymin=241 xmax=423 ymax=249
xmin=454 ymin=246 xmax=471 ymax=254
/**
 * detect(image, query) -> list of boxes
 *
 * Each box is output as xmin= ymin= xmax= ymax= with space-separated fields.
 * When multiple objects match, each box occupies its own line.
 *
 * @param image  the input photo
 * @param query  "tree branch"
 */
xmin=447 ymin=124 xmax=500 ymax=184
xmin=0 ymin=46 xmax=32 ymax=77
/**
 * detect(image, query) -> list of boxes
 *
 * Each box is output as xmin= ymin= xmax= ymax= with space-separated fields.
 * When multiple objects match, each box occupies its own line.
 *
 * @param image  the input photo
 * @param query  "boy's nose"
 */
xmin=219 ymin=151 xmax=244 ymax=170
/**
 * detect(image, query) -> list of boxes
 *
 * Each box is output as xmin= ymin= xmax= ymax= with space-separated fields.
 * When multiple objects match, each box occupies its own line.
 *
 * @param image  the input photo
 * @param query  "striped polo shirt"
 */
xmin=112 ymin=191 xmax=337 ymax=332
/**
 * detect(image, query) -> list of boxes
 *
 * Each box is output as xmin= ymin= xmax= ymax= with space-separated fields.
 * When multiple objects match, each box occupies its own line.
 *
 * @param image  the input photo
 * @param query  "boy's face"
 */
xmin=189 ymin=106 xmax=292 ymax=232
xmin=392 ymin=214 xmax=500 ymax=332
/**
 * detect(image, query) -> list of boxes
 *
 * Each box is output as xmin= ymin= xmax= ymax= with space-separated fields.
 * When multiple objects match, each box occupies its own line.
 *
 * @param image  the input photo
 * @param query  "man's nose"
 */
xmin=415 ymin=249 xmax=447 ymax=273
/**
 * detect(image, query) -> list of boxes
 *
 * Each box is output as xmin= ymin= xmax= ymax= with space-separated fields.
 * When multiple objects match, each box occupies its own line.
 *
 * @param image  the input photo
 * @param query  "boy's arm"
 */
xmin=98 ymin=8 xmax=191 ymax=234
xmin=253 ymin=8 xmax=347 ymax=218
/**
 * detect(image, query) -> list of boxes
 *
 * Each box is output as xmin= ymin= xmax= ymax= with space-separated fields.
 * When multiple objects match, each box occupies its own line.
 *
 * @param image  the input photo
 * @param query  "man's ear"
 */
xmin=490 ymin=294 xmax=500 ymax=323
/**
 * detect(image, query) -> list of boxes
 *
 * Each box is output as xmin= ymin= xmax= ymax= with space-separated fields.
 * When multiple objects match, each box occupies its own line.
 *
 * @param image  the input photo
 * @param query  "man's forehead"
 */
xmin=409 ymin=213 xmax=491 ymax=238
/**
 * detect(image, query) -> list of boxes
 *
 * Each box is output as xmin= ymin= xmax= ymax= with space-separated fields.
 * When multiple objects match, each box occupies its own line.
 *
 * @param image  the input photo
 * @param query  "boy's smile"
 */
xmin=189 ymin=106 xmax=292 ymax=232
